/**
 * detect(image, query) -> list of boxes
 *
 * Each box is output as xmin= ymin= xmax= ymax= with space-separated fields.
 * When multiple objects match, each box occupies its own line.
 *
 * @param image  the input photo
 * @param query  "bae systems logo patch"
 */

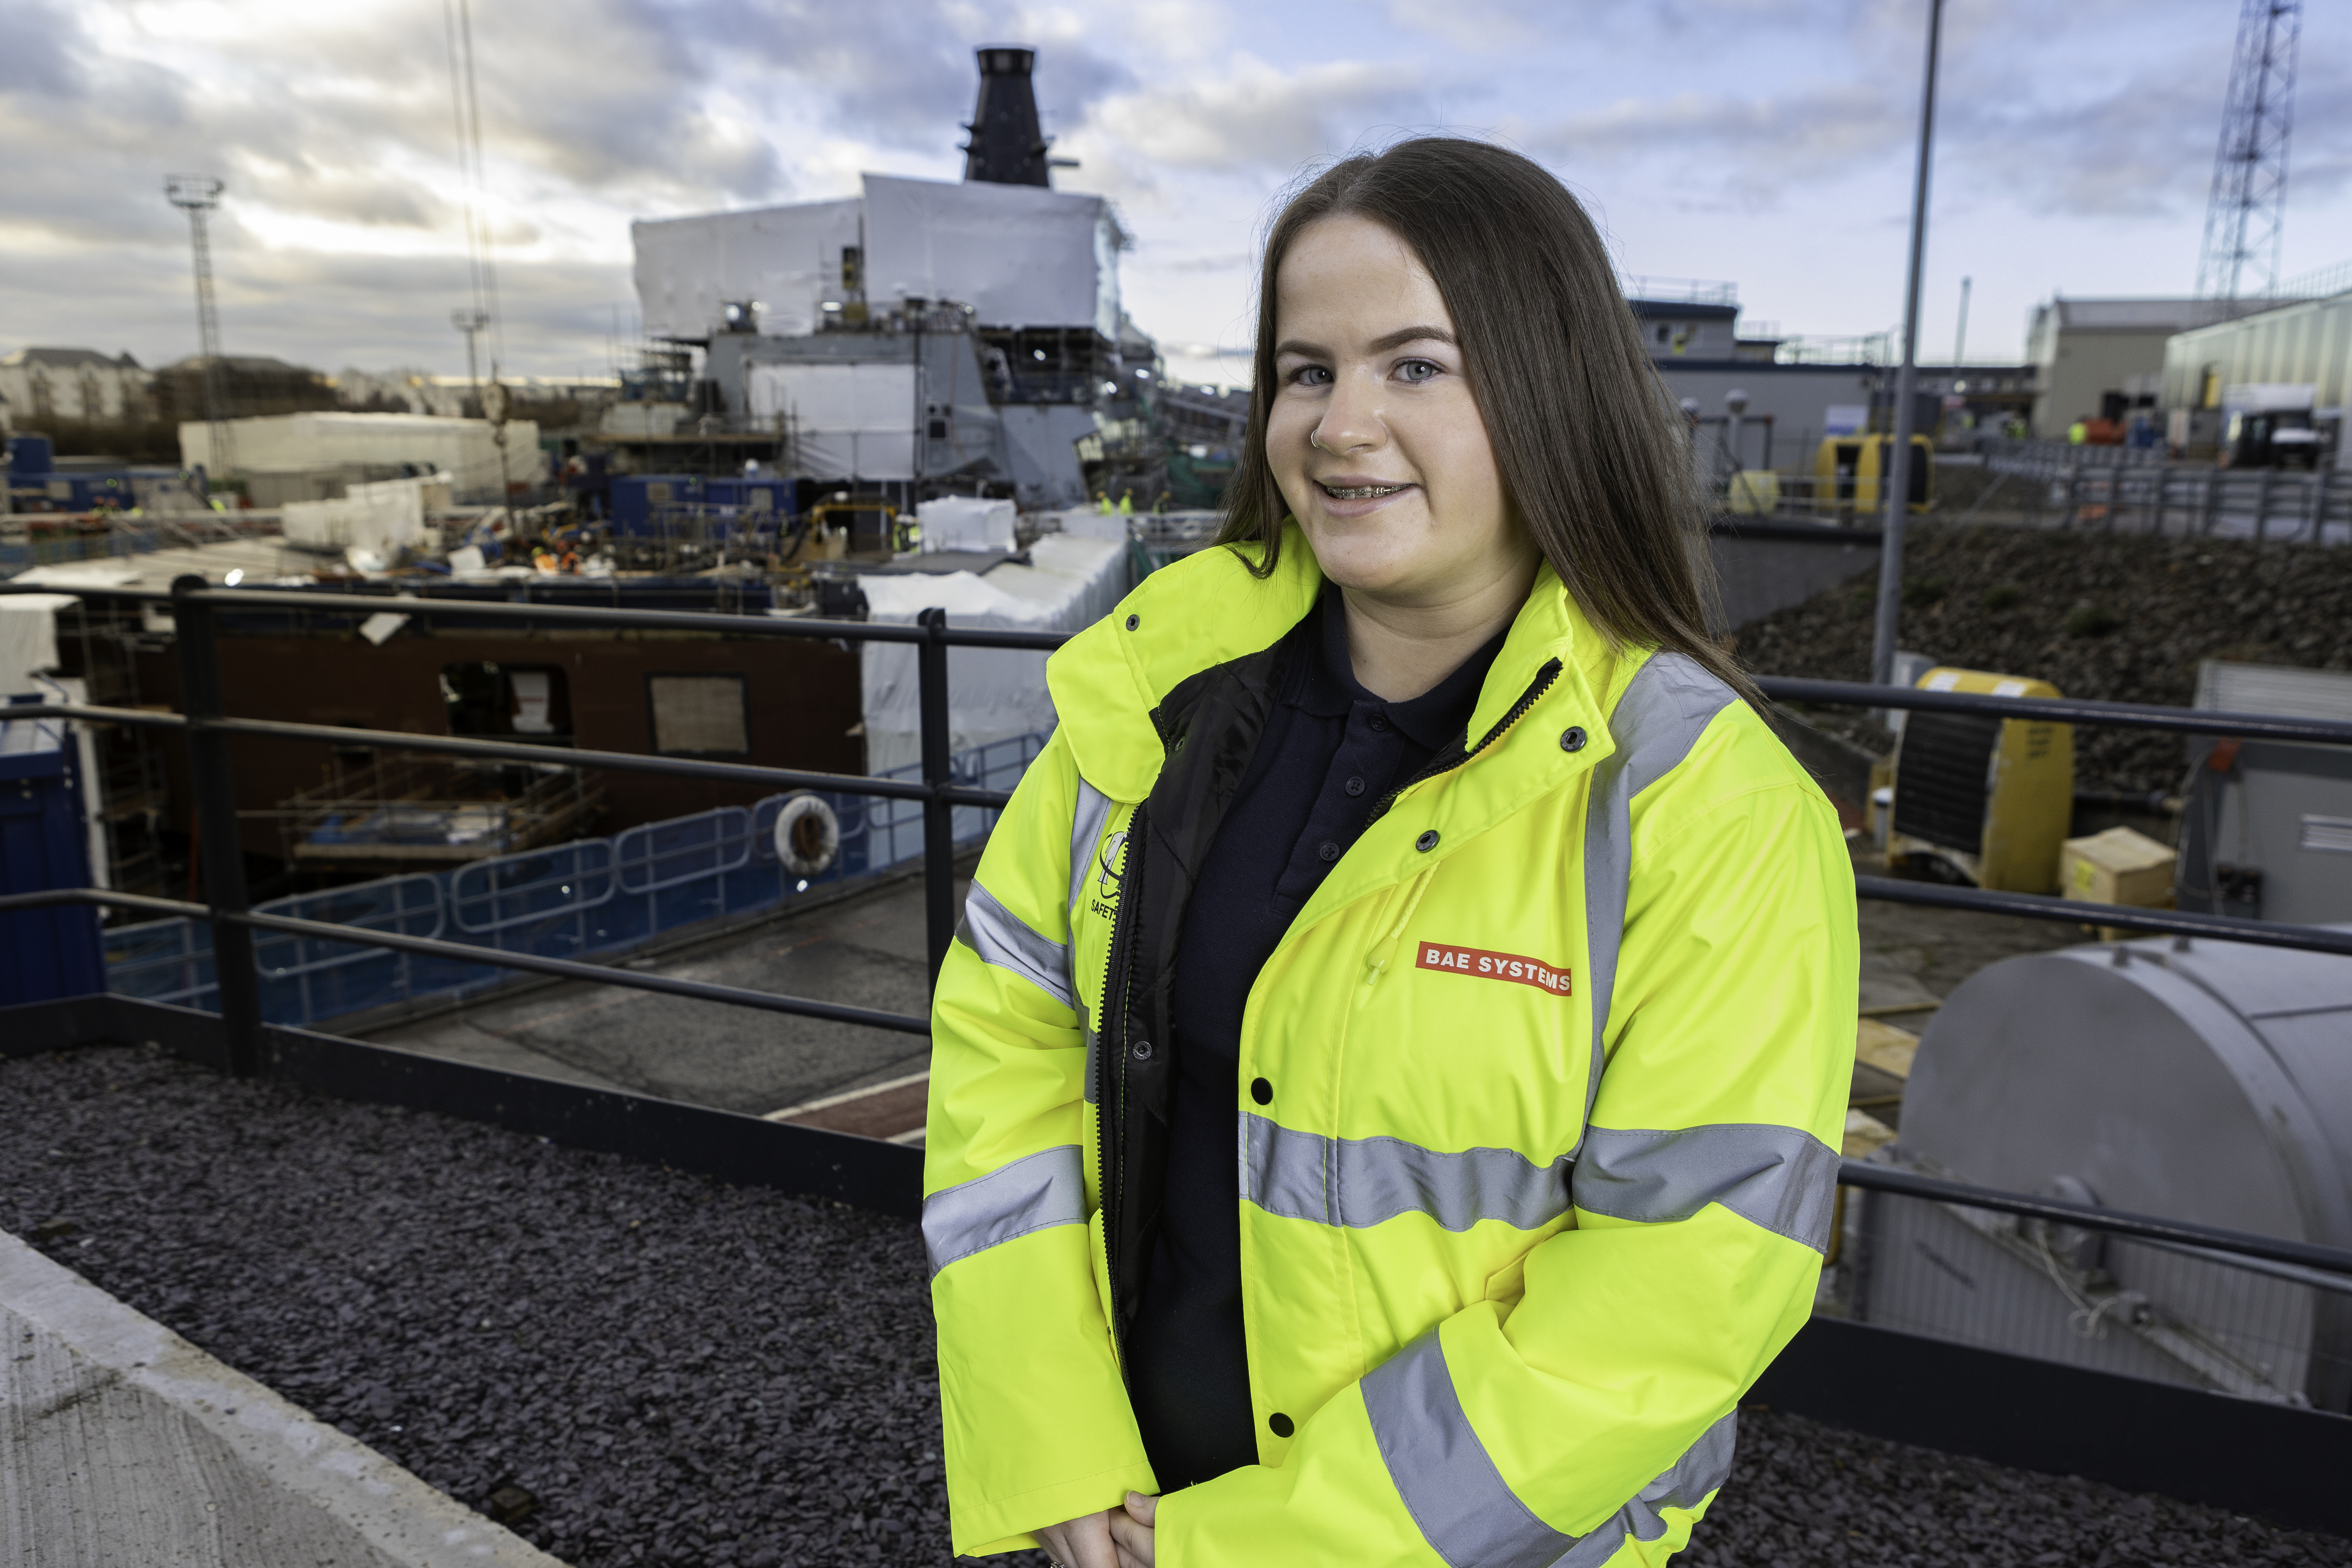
xmin=1415 ymin=941 xmax=1572 ymax=996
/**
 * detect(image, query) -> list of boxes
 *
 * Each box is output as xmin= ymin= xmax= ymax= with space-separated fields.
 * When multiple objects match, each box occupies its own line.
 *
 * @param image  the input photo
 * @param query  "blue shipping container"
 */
xmin=610 ymin=474 xmax=791 ymax=536
xmin=6 ymin=434 xmax=55 ymax=477
xmin=0 ymin=706 xmax=104 ymax=1006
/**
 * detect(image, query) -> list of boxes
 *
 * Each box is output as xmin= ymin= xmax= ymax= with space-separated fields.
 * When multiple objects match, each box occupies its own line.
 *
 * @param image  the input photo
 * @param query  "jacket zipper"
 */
xmin=1366 ymin=657 xmax=1564 ymax=824
xmin=1095 ymin=801 xmax=1145 ymax=1359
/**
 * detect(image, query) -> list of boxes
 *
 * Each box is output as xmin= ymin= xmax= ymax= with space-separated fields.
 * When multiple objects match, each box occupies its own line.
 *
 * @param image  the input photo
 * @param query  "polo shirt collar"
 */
xmin=1307 ymin=583 xmax=1508 ymax=752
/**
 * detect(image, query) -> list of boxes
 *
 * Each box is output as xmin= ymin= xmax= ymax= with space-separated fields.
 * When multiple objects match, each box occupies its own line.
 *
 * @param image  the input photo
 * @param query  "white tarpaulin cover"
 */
xmin=855 ymin=533 xmax=1130 ymax=776
xmin=917 ymin=497 xmax=1016 ymax=554
xmin=632 ymin=198 xmax=862 ymax=341
xmin=179 ymin=414 xmax=533 ymax=500
xmin=1036 ymin=507 xmax=1132 ymax=543
xmin=282 ymin=473 xmax=443 ymax=558
xmin=747 ymin=362 xmax=916 ymax=480
xmin=631 ymin=178 xmax=1118 ymax=341
xmin=862 ymin=174 xmax=1117 ymax=335
xmin=0 ymin=594 xmax=75 ymax=697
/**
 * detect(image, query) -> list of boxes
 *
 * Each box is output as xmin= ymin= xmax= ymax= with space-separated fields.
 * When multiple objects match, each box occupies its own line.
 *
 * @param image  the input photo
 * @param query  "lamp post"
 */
xmin=1869 ymin=0 xmax=1946 ymax=690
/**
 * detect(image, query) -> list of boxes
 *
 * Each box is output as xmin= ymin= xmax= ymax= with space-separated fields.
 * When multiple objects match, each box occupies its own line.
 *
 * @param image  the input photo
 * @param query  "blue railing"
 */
xmin=104 ymin=729 xmax=1050 ymax=1028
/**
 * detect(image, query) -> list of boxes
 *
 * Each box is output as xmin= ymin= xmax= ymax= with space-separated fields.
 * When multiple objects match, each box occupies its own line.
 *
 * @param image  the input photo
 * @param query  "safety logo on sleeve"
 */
xmin=1415 ymin=941 xmax=1572 ymax=996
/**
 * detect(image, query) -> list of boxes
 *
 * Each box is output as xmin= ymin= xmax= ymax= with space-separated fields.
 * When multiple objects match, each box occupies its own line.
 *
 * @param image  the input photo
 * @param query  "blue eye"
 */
xmin=1288 ymin=364 xmax=1333 ymax=387
xmin=1397 ymin=359 xmax=1440 ymax=383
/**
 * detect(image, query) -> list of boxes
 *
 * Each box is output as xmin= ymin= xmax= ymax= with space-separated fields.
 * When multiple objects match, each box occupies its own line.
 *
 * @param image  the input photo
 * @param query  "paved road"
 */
xmin=368 ymin=842 xmax=2079 ymax=1140
xmin=367 ymin=872 xmax=956 ymax=1119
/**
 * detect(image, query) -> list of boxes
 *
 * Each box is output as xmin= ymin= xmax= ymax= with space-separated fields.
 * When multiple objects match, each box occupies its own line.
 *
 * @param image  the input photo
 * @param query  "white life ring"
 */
xmin=772 ymin=792 xmax=840 ymax=878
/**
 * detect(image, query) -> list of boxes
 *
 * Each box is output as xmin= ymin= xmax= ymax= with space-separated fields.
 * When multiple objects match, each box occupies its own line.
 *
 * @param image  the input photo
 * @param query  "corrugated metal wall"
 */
xmin=2164 ymin=293 xmax=2352 ymax=410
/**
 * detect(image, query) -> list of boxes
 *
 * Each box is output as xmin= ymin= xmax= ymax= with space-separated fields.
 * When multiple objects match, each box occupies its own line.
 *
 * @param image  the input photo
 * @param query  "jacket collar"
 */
xmin=1046 ymin=521 xmax=1638 ymax=806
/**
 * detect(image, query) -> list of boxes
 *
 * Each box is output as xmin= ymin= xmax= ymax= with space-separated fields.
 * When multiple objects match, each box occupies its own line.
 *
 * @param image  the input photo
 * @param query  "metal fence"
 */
xmin=5 ymin=576 xmax=2352 ymax=1424
xmin=1713 ymin=438 xmax=2352 ymax=542
xmin=1846 ymin=1181 xmax=2347 ymax=1410
xmin=1979 ymin=444 xmax=2352 ymax=541
xmin=100 ymin=727 xmax=1049 ymax=1029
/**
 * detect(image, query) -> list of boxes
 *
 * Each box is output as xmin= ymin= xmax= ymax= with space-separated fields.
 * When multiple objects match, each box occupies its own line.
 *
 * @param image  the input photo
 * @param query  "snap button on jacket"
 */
xmin=924 ymin=526 xmax=1858 ymax=1565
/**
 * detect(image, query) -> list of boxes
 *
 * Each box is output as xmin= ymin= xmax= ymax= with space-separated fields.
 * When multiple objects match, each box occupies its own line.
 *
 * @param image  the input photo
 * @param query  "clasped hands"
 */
xmin=1036 ymin=1490 xmax=1157 ymax=1568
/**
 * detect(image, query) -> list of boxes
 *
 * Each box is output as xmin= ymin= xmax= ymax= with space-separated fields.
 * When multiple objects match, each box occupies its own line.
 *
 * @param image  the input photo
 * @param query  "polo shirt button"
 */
xmin=1367 ymin=714 xmax=1390 ymax=734
xmin=1250 ymin=1077 xmax=1273 ymax=1105
xmin=1415 ymin=830 xmax=1440 ymax=852
xmin=1561 ymin=726 xmax=1587 ymax=752
xmin=1269 ymin=1412 xmax=1294 ymax=1438
xmin=1318 ymin=840 xmax=1340 ymax=863
xmin=1344 ymin=775 xmax=1366 ymax=797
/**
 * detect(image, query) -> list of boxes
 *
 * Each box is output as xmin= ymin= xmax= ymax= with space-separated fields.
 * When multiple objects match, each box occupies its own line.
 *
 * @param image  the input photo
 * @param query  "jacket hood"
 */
xmin=1046 ymin=522 xmax=1638 ymax=806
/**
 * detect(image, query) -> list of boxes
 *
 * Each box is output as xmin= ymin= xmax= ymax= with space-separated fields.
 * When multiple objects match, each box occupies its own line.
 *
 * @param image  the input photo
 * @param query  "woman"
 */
xmin=923 ymin=137 xmax=1856 ymax=1568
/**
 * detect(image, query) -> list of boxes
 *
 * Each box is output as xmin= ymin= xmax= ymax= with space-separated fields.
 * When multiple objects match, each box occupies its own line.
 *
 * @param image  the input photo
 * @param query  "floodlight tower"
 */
xmin=2195 ymin=0 xmax=2301 ymax=300
xmin=166 ymin=173 xmax=235 ymax=485
xmin=451 ymin=307 xmax=490 ymax=393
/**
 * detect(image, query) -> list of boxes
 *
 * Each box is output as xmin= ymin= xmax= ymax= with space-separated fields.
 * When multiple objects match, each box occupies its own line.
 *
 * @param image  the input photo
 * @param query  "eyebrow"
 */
xmin=1274 ymin=325 xmax=1458 ymax=359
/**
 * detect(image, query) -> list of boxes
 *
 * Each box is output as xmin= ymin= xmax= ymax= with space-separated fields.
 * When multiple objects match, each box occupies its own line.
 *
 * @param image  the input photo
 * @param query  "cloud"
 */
xmin=1514 ymin=82 xmax=1906 ymax=206
xmin=5 ymin=0 xmax=2345 ymax=381
xmin=1377 ymin=0 xmax=1540 ymax=52
xmin=0 ymin=0 xmax=91 ymax=98
xmin=1081 ymin=54 xmax=1430 ymax=172
xmin=1135 ymin=251 xmax=1254 ymax=273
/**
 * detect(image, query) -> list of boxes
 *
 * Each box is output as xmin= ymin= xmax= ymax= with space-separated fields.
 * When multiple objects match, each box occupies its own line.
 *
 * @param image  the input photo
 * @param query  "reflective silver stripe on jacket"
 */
xmin=1362 ymin=1329 xmax=1738 ymax=1568
xmin=1578 ymin=653 xmax=1737 ymax=1137
xmin=1550 ymin=1409 xmax=1739 ymax=1568
xmin=1069 ymin=776 xmax=1116 ymax=1105
xmin=1242 ymin=1113 xmax=1570 ymax=1233
xmin=958 ymin=879 xmax=1075 ymax=1010
xmin=1068 ymin=777 xmax=1115 ymax=927
xmin=921 ymin=1144 xmax=1087 ymax=1277
xmin=1573 ymin=1124 xmax=1840 ymax=1253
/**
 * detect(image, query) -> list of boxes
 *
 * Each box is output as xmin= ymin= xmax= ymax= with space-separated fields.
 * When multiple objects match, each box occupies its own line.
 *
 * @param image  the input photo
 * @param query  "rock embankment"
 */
xmin=6 ymin=1044 xmax=2347 ymax=1567
xmin=1732 ymin=524 xmax=2352 ymax=794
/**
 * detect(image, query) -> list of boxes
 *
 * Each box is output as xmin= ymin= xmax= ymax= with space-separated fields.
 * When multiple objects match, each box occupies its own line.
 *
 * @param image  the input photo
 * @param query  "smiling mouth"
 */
xmin=1320 ymin=482 xmax=1407 ymax=500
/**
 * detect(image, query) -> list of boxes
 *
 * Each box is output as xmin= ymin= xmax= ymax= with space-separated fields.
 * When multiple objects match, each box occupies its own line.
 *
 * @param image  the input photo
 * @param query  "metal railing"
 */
xmin=1710 ymin=450 xmax=2352 ymax=543
xmin=5 ymin=577 xmax=2352 ymax=1367
xmin=98 ymin=742 xmax=1049 ymax=1029
xmin=0 ymin=576 xmax=1059 ymax=1070
xmin=1620 ymin=275 xmax=1738 ymax=307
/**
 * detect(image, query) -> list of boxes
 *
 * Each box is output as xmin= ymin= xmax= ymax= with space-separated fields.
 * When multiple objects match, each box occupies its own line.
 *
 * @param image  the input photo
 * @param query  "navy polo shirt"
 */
xmin=1124 ymin=583 xmax=1509 ymax=1488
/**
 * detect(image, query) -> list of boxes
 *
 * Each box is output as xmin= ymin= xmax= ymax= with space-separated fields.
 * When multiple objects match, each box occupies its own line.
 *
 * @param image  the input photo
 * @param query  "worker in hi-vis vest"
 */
xmin=924 ymin=139 xmax=1856 ymax=1568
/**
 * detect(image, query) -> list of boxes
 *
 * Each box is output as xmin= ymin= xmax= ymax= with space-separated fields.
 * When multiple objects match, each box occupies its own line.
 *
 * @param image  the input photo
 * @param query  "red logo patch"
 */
xmin=1415 ymin=941 xmax=1573 ymax=996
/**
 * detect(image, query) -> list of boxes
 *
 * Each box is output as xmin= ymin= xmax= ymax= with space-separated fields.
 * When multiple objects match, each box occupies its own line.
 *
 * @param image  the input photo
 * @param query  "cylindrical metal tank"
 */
xmin=1855 ymin=931 xmax=2352 ymax=1410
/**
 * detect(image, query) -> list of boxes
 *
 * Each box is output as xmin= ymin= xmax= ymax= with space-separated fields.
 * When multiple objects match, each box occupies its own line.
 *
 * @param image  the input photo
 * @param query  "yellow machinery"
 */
xmin=1725 ymin=470 xmax=1780 ymax=514
xmin=1889 ymin=666 xmax=2074 ymax=893
xmin=1813 ymin=432 xmax=1934 ymax=513
xmin=800 ymin=497 xmax=916 ymax=557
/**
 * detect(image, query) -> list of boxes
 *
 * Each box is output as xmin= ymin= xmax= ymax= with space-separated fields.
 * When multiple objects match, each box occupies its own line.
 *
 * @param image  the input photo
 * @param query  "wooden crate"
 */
xmin=2060 ymin=825 xmax=2177 ymax=910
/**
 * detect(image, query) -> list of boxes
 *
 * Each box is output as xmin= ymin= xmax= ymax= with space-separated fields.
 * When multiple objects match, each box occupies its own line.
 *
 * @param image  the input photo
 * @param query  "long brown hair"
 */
xmin=1216 ymin=137 xmax=1757 ymax=706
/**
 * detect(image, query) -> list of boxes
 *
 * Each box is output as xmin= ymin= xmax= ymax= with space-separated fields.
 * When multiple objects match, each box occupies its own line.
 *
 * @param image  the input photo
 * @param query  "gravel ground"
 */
xmin=5 ymin=1044 xmax=2345 ymax=1567
xmin=1732 ymin=523 xmax=2352 ymax=794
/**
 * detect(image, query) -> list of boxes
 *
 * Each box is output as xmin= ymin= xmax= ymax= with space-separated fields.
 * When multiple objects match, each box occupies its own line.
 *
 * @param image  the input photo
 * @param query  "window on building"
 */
xmin=647 ymin=673 xmax=750 ymax=756
xmin=442 ymin=663 xmax=573 ymax=742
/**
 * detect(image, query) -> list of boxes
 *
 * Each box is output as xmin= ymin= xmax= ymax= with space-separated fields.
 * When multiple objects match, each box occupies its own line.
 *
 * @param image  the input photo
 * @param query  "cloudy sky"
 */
xmin=4 ymin=0 xmax=2347 ymax=389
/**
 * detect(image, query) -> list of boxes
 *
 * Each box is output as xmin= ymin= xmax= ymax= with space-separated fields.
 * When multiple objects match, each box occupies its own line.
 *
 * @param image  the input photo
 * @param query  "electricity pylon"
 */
xmin=2195 ymin=0 xmax=2302 ymax=301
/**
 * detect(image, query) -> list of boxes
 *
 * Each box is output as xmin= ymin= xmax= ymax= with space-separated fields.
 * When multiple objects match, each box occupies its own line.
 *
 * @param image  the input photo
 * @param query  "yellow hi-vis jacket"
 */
xmin=924 ymin=525 xmax=1857 ymax=1565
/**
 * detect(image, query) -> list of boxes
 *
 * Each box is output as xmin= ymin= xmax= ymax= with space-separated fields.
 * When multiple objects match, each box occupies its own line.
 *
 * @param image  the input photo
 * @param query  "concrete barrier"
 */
xmin=0 ymin=1229 xmax=567 ymax=1567
xmin=1707 ymin=522 xmax=1880 ymax=630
